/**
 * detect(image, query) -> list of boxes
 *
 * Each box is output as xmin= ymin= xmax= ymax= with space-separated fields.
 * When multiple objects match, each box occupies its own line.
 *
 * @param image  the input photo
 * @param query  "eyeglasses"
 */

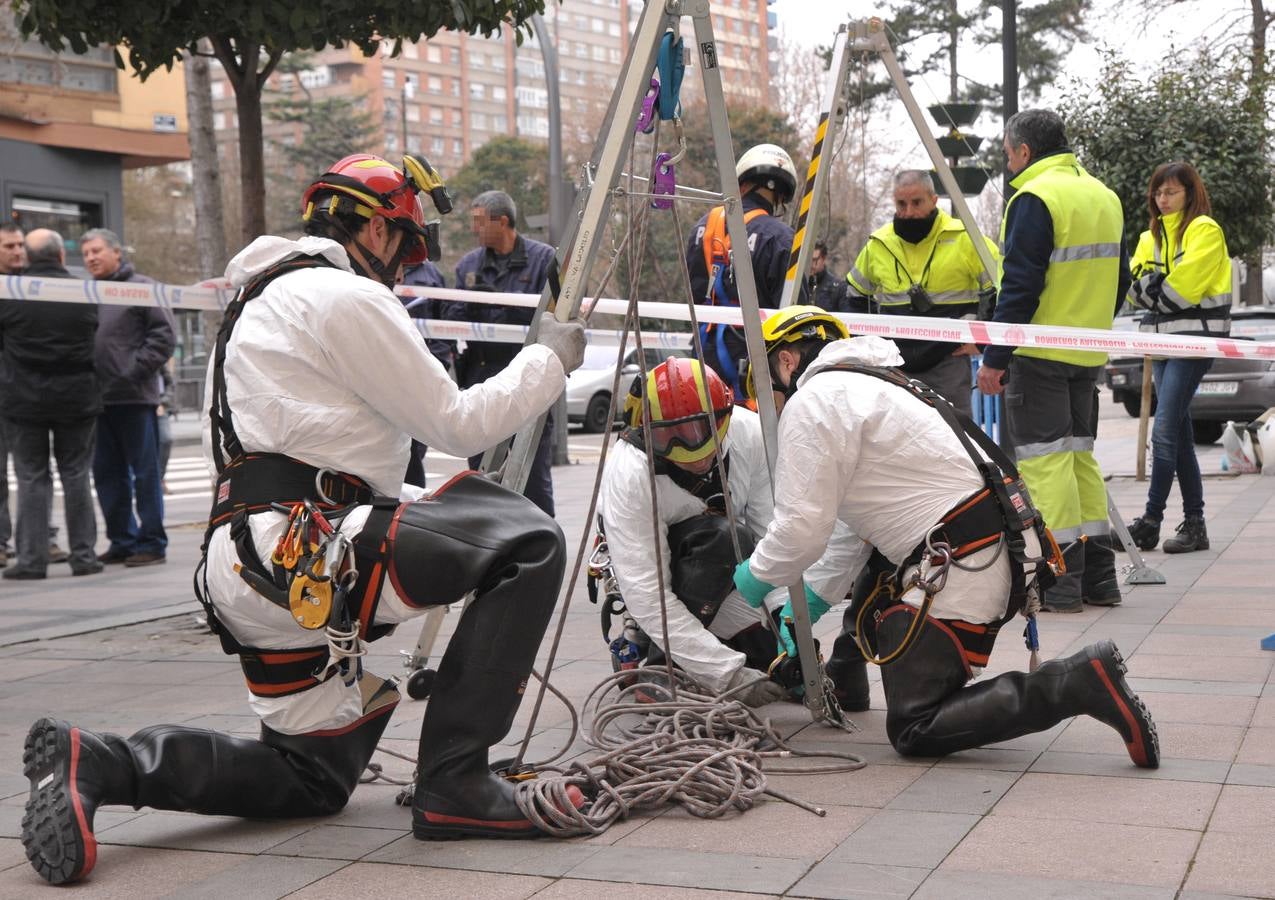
xmin=1153 ymin=187 xmax=1184 ymax=198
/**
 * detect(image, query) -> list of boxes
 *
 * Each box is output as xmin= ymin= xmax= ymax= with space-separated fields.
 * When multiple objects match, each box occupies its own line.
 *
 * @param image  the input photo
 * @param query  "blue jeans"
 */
xmin=93 ymin=404 xmax=167 ymax=556
xmin=1146 ymin=357 xmax=1214 ymax=521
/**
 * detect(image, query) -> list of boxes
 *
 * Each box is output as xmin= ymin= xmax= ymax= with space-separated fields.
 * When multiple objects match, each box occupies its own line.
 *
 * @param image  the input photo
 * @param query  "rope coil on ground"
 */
xmin=512 ymin=669 xmax=866 ymax=837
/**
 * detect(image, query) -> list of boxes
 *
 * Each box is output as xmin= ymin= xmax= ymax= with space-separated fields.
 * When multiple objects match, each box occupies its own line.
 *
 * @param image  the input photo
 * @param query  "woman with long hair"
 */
xmin=1123 ymin=162 xmax=1232 ymax=553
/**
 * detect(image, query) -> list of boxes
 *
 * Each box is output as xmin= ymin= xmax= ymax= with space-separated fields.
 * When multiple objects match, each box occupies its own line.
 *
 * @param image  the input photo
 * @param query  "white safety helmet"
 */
xmin=735 ymin=143 xmax=797 ymax=204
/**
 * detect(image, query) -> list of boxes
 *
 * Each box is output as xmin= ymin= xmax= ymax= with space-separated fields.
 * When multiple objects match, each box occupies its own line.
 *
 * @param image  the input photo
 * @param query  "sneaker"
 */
xmin=1113 ymin=516 xmax=1161 ymax=552
xmin=1163 ymin=516 xmax=1209 ymax=554
xmin=97 ymin=549 xmax=130 ymax=565
xmin=48 ymin=544 xmax=69 ymax=564
xmin=123 ymin=552 xmax=166 ymax=568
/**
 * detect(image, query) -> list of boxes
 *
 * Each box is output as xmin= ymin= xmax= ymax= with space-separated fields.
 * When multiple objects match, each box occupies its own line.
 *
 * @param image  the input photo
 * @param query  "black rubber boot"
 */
xmin=824 ymin=632 xmax=871 ymax=712
xmin=1082 ymin=535 xmax=1123 ymax=607
xmin=1114 ymin=516 xmax=1161 ymax=552
xmin=1042 ymin=540 xmax=1084 ymax=613
xmin=1163 ymin=516 xmax=1209 ymax=554
xmin=22 ymin=684 xmax=398 ymax=884
xmin=877 ymin=612 xmax=1159 ymax=768
xmin=22 ymin=718 xmax=135 ymax=885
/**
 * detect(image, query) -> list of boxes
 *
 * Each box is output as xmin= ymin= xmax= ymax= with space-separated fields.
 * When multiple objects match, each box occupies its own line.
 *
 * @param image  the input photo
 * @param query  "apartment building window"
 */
xmin=492 ymin=114 xmax=508 ymax=132
xmin=403 ymin=72 xmax=419 ymax=96
xmin=609 ymin=21 xmax=621 ymax=36
xmin=450 ymin=48 xmax=461 ymax=65
xmin=211 ymin=80 xmax=225 ymax=99
xmin=472 ymin=112 xmax=488 ymax=130
xmin=472 ymin=51 xmax=485 ymax=68
xmin=450 ymin=79 xmax=461 ymax=97
xmin=452 ymin=138 xmax=463 ymax=156
xmin=402 ymin=42 xmax=418 ymax=60
xmin=470 ymin=82 xmax=484 ymax=100
xmin=429 ymin=107 xmax=443 ymax=125
xmin=592 ymin=17 xmax=605 ymax=32
xmin=426 ymin=45 xmax=441 ymax=63
xmin=427 ymin=75 xmax=442 ymax=93
xmin=385 ymin=132 xmax=399 ymax=152
xmin=491 ymin=85 xmax=506 ymax=102
xmin=383 ymin=71 xmax=396 ymax=89
xmin=431 ymin=137 xmax=444 ymax=154
xmin=406 ymin=103 xmax=420 ymax=123
xmin=213 ymin=112 xmax=226 ymax=130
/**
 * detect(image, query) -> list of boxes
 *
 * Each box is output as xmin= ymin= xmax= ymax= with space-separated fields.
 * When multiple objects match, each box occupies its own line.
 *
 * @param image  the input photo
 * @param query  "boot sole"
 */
xmin=21 ymin=718 xmax=95 ymax=884
xmin=413 ymin=817 xmax=543 ymax=841
xmin=1089 ymin=643 xmax=1160 ymax=769
xmin=1163 ymin=541 xmax=1209 ymax=554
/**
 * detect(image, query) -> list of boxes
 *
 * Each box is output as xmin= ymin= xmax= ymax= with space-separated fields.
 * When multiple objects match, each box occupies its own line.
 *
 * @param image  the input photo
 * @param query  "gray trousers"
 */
xmin=2 ymin=418 xmax=98 ymax=573
xmin=0 ymin=425 xmax=8 ymax=549
xmin=913 ymin=353 xmax=974 ymax=416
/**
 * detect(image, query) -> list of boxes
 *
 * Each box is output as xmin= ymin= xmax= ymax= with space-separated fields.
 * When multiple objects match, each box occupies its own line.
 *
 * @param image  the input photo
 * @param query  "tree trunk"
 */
xmin=235 ymin=65 xmax=267 ymax=245
xmin=183 ymin=46 xmax=228 ymax=280
xmin=1244 ymin=255 xmax=1264 ymax=306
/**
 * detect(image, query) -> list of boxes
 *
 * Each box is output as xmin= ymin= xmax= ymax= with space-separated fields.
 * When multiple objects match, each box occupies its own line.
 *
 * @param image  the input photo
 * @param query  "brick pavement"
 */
xmin=0 ymin=402 xmax=1273 ymax=898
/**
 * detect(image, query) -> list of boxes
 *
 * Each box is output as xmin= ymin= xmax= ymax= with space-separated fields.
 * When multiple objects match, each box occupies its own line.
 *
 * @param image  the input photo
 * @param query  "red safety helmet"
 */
xmin=623 ymin=357 xmax=734 ymax=465
xmin=301 ymin=154 xmax=445 ymax=265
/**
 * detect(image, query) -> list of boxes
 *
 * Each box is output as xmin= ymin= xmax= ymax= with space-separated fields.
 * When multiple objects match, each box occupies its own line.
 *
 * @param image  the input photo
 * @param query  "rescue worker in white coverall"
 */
xmin=732 ymin=306 xmax=1161 ymax=767
xmin=20 ymin=154 xmax=589 ymax=886
xmin=597 ymin=356 xmax=870 ymax=708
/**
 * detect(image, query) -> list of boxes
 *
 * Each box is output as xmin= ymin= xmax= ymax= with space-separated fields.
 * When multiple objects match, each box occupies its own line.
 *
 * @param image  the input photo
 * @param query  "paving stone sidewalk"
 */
xmin=1 ymin=408 xmax=1274 ymax=898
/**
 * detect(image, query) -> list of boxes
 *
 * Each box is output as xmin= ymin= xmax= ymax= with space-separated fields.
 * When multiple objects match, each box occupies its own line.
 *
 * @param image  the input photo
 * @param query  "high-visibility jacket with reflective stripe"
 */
xmin=847 ymin=209 xmax=997 ymax=315
xmin=1129 ymin=211 xmax=1231 ymax=336
xmin=998 ymin=153 xmax=1124 ymax=367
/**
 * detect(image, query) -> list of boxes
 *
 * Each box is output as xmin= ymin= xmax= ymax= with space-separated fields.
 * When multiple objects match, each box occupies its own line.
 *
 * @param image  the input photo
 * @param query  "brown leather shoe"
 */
xmin=97 ymin=549 xmax=130 ymax=565
xmin=123 ymin=552 xmax=166 ymax=568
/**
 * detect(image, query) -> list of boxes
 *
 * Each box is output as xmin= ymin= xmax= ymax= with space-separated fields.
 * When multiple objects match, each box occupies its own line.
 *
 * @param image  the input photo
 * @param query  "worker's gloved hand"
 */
xmin=538 ymin=312 xmax=587 ymax=374
xmin=725 ymin=666 xmax=788 ymax=707
xmin=733 ymin=558 xmax=776 ymax=609
xmin=776 ymin=584 xmax=831 ymax=659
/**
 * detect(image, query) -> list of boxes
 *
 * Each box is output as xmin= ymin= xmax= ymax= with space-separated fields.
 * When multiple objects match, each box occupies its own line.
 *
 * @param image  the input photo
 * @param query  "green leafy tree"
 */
xmin=846 ymin=0 xmax=1090 ymax=109
xmin=1060 ymin=50 xmax=1273 ymax=261
xmin=11 ymin=0 xmax=545 ymax=243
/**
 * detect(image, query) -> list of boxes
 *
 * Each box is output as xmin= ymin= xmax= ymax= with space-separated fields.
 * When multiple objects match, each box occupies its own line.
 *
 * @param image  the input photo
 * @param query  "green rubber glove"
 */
xmin=733 ymin=558 xmax=775 ymax=609
xmin=777 ymin=583 xmax=831 ymax=659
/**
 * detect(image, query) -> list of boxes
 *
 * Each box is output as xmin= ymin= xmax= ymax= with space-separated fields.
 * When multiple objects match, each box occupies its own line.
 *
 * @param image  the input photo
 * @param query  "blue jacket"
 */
xmin=401 ymin=261 xmax=453 ymax=366
xmin=685 ymin=192 xmax=794 ymax=308
xmin=984 ymin=173 xmax=1131 ymax=370
xmin=444 ymin=234 xmax=555 ymax=387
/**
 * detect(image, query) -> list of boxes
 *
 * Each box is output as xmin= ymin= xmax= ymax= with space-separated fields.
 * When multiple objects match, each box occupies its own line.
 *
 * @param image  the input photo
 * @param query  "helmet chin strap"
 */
xmin=771 ymin=345 xmax=821 ymax=399
xmin=347 ymin=229 xmax=414 ymax=290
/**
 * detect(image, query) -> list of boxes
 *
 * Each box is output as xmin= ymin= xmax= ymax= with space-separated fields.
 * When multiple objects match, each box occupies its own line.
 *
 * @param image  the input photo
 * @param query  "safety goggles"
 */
xmin=648 ymin=408 xmax=730 ymax=461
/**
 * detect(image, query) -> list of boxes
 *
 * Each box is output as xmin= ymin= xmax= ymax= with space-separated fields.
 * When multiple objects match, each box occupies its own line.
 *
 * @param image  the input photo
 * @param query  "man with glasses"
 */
xmin=597 ymin=355 xmax=869 ymax=706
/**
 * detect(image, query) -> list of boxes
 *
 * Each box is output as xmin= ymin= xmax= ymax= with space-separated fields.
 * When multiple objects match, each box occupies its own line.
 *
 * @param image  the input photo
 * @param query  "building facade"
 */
xmin=0 ymin=16 xmax=188 ymax=264
xmin=209 ymin=0 xmax=778 ymax=187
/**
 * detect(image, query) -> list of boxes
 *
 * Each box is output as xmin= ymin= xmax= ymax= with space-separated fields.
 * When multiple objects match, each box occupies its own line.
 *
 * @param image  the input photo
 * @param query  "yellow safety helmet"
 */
xmin=745 ymin=305 xmax=850 ymax=399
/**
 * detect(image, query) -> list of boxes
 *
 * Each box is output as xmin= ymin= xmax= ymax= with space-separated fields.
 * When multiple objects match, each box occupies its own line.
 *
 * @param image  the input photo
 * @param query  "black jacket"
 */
xmin=92 ymin=263 xmax=176 ymax=405
xmin=685 ymin=193 xmax=794 ymax=308
xmin=809 ymin=268 xmax=850 ymax=313
xmin=0 ymin=260 xmax=101 ymax=422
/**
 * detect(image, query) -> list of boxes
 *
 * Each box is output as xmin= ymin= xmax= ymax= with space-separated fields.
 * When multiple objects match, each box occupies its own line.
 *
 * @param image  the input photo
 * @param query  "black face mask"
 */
xmin=893 ymin=208 xmax=939 ymax=244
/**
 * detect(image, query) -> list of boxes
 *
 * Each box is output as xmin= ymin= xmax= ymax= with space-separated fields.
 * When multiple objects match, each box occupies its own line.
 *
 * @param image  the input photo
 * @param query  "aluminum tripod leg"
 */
xmin=682 ymin=4 xmax=837 ymax=725
xmin=1107 ymin=488 xmax=1166 ymax=585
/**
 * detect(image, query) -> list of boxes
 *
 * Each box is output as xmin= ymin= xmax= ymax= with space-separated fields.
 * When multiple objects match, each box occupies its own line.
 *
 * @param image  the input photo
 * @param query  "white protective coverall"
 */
xmin=749 ymin=336 xmax=1038 ymax=626
xmin=599 ymin=407 xmax=869 ymax=692
xmin=203 ymin=235 xmax=565 ymax=733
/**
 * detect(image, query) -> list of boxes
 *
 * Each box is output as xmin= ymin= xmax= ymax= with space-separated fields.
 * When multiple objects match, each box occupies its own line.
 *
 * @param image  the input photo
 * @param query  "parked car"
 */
xmin=566 ymin=345 xmax=690 ymax=432
xmin=1104 ymin=306 xmax=1275 ymax=444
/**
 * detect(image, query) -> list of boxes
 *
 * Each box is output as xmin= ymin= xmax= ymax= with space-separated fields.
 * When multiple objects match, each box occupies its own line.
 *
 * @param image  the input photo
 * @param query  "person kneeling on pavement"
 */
xmin=733 ymin=306 xmax=1160 ymax=766
xmin=20 ymin=153 xmax=590 ymax=886
xmin=597 ymin=356 xmax=869 ymax=707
